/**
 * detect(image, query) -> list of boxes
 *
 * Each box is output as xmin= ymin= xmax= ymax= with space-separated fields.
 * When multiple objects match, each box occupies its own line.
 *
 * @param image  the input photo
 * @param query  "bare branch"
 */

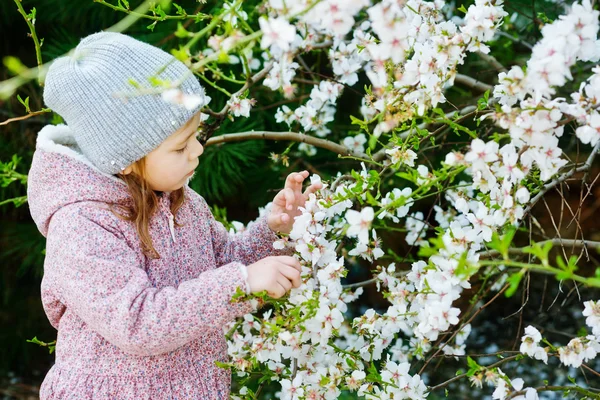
xmin=205 ymin=130 xmax=368 ymax=158
xmin=479 ymin=238 xmax=600 ymax=259
xmin=476 ymin=51 xmax=508 ymax=73
xmin=454 ymin=73 xmax=494 ymax=93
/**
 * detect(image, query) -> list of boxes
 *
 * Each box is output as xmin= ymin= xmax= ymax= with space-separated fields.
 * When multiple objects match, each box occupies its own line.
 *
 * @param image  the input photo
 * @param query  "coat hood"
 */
xmin=27 ymin=124 xmax=132 ymax=237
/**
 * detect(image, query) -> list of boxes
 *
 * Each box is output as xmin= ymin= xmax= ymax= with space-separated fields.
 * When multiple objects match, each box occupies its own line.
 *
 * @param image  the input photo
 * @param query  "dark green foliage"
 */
xmin=190 ymin=139 xmax=265 ymax=202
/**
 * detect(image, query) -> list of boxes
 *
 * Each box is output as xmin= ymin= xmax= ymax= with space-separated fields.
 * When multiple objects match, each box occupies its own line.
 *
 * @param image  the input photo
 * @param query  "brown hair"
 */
xmin=113 ymin=158 xmax=185 ymax=259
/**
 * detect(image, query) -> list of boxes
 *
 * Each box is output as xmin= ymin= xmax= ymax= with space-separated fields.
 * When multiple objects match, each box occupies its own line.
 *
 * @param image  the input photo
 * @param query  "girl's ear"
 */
xmin=122 ymin=165 xmax=134 ymax=175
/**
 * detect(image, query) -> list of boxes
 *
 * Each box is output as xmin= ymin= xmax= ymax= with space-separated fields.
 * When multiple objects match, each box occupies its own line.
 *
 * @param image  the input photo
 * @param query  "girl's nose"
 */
xmin=190 ymin=138 xmax=204 ymax=159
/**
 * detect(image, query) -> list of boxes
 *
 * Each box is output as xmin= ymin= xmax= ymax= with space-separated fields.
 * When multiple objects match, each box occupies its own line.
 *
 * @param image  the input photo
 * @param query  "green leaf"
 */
xmin=458 ymin=4 xmax=468 ymax=13
xmin=173 ymin=2 xmax=186 ymax=16
xmin=171 ymin=47 xmax=190 ymax=62
xmin=175 ymin=22 xmax=191 ymax=38
xmin=350 ymin=115 xmax=366 ymax=129
xmin=150 ymin=3 xmax=167 ymax=20
xmin=523 ymin=241 xmax=553 ymax=265
xmin=577 ymin=326 xmax=588 ymax=337
xmin=505 ymin=272 xmax=523 ymax=297
xmin=26 ymin=336 xmax=56 ymax=354
xmin=366 ymin=361 xmax=382 ymax=381
xmin=346 ymin=357 xmax=357 ymax=370
xmin=368 ymin=134 xmax=378 ymax=151
xmin=466 ymin=356 xmax=481 ymax=377
xmin=477 ymin=90 xmax=490 ymax=111
xmin=16 ymin=94 xmax=31 ymax=113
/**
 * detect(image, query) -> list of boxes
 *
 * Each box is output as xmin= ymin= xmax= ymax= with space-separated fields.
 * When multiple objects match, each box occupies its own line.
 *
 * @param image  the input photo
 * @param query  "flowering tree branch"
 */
xmin=429 ymin=354 xmax=521 ymax=392
xmin=342 ymin=271 xmax=409 ymax=289
xmin=506 ymin=385 xmax=600 ymax=399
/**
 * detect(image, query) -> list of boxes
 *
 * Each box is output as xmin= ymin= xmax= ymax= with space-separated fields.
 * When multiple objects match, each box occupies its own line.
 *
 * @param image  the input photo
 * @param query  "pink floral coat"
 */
xmin=27 ymin=124 xmax=282 ymax=399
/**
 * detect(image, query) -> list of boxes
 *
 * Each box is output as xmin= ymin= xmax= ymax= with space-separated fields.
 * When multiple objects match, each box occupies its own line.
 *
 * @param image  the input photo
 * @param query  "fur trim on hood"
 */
xmin=27 ymin=124 xmax=130 ymax=236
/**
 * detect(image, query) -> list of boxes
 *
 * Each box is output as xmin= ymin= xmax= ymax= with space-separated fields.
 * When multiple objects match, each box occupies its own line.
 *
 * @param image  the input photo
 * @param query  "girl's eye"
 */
xmin=176 ymin=145 xmax=187 ymax=153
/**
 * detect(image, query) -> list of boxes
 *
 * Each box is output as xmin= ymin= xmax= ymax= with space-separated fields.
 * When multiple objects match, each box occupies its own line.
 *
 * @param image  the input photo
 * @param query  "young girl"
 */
xmin=27 ymin=31 xmax=320 ymax=399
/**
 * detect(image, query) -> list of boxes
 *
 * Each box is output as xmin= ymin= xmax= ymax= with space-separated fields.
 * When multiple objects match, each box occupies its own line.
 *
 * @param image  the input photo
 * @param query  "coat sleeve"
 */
xmin=192 ymin=192 xmax=294 ymax=267
xmin=43 ymin=203 xmax=255 ymax=357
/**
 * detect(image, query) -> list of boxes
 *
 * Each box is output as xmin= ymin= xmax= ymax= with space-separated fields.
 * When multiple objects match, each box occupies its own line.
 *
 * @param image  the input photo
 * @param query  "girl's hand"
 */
xmin=267 ymin=171 xmax=322 ymax=234
xmin=246 ymin=256 xmax=302 ymax=298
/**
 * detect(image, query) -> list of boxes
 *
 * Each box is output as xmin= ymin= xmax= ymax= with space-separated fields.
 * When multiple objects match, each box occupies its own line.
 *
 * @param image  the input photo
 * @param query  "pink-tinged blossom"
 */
xmin=280 ymin=375 xmax=304 ymax=400
xmin=345 ymin=207 xmax=374 ymax=245
xmin=465 ymin=139 xmax=499 ymax=165
xmin=227 ymin=95 xmax=256 ymax=117
xmin=259 ymin=17 xmax=296 ymax=53
xmin=161 ymin=87 xmax=210 ymax=110
xmin=467 ymin=204 xmax=496 ymax=242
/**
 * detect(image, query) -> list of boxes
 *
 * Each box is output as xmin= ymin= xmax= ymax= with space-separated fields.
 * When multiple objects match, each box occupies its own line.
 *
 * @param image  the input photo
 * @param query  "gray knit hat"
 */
xmin=43 ymin=31 xmax=206 ymax=174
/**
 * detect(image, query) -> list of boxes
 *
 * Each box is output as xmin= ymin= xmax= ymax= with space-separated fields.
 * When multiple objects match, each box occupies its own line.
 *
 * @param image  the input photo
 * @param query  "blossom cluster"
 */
xmin=210 ymin=0 xmax=600 ymax=398
xmin=520 ymin=302 xmax=600 ymax=369
xmin=275 ymin=80 xmax=344 ymax=138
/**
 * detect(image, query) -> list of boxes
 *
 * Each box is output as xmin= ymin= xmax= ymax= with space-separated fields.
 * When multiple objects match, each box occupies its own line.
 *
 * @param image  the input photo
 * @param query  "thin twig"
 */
xmin=523 ymin=141 xmax=600 ymax=219
xmin=478 ymin=238 xmax=600 ymax=259
xmin=0 ymin=109 xmax=51 ymax=126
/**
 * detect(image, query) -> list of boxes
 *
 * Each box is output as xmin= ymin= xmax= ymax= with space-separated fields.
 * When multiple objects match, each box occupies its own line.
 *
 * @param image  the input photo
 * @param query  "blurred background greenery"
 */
xmin=1 ymin=0 xmax=599 ymax=399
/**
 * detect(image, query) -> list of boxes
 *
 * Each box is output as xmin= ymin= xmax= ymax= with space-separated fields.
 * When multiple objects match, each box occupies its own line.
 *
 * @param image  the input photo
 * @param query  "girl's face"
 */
xmin=123 ymin=112 xmax=203 ymax=192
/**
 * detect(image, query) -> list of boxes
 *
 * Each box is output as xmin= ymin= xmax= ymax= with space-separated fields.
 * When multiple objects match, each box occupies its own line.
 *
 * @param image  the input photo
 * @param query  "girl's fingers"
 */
xmin=273 ymin=256 xmax=302 ymax=271
xmin=303 ymin=182 xmax=323 ymax=198
xmin=280 ymin=265 xmax=302 ymax=287
xmin=276 ymin=275 xmax=292 ymax=292
xmin=285 ymin=171 xmax=308 ymax=191
xmin=273 ymin=187 xmax=294 ymax=209
xmin=284 ymin=187 xmax=294 ymax=210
